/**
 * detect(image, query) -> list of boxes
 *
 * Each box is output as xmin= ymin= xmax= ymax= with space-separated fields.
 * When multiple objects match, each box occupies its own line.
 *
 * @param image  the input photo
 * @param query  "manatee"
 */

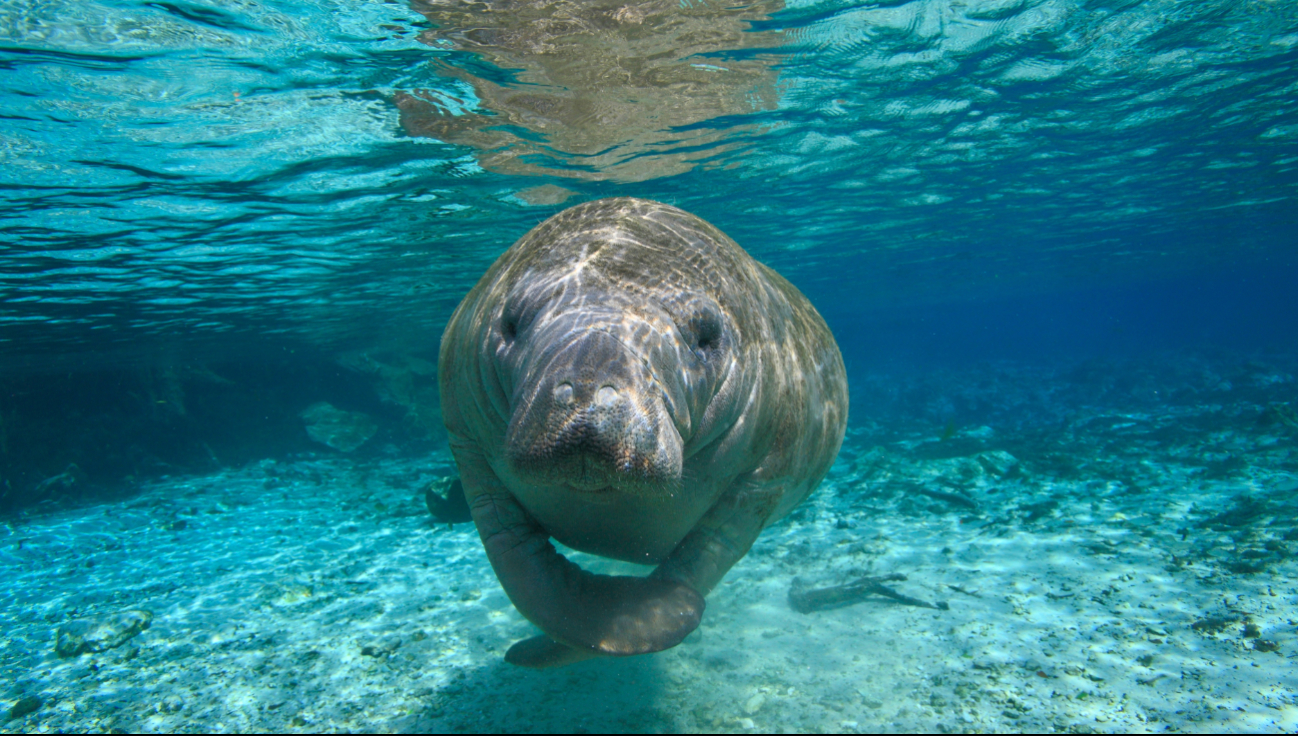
xmin=438 ymin=197 xmax=847 ymax=667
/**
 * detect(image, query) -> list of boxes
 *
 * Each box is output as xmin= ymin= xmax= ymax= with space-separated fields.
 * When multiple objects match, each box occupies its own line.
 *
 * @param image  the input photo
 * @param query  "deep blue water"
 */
xmin=831 ymin=262 xmax=1298 ymax=371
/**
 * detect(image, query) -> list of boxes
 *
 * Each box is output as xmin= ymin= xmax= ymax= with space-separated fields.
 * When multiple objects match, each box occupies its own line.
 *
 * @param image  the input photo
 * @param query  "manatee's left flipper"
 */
xmin=425 ymin=478 xmax=473 ymax=524
xmin=454 ymin=447 xmax=705 ymax=660
xmin=509 ymin=478 xmax=782 ymax=668
xmin=652 ymin=477 xmax=783 ymax=597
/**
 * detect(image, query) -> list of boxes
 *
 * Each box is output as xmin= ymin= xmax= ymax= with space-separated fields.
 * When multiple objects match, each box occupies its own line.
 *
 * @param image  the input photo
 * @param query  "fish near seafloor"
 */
xmin=438 ymin=197 xmax=848 ymax=668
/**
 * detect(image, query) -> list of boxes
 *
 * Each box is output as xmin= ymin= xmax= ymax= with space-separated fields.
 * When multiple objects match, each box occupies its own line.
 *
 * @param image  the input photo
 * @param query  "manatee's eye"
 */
xmin=500 ymin=300 xmax=525 ymax=341
xmin=695 ymin=313 xmax=721 ymax=352
xmin=500 ymin=287 xmax=551 ymax=341
xmin=686 ymin=308 xmax=726 ymax=362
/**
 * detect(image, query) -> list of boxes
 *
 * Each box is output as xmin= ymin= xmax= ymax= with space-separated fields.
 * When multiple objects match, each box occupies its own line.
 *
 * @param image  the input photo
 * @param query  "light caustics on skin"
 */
xmin=439 ymin=198 xmax=847 ymax=667
xmin=503 ymin=312 xmax=687 ymax=499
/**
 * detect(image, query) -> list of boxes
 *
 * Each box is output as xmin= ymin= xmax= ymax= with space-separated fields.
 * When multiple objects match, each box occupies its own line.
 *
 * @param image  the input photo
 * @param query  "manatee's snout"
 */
xmin=506 ymin=327 xmax=683 ymax=495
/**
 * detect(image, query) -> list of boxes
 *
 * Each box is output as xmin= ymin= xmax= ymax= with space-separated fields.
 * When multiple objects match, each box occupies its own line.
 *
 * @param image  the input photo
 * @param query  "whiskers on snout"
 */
xmin=505 ymin=389 xmax=682 ymax=497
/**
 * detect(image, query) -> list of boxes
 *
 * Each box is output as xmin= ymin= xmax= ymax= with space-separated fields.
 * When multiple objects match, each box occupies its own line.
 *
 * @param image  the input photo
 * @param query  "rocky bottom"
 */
xmin=3 ymin=354 xmax=1298 ymax=733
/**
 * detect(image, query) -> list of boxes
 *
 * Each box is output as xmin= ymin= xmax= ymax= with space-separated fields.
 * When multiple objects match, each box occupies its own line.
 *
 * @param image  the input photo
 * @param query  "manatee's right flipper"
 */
xmin=454 ymin=448 xmax=704 ymax=661
xmin=652 ymin=476 xmax=783 ymax=598
xmin=504 ymin=634 xmax=600 ymax=668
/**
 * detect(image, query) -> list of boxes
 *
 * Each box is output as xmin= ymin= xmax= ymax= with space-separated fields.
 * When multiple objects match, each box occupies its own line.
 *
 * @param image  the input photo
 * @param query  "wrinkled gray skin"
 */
xmin=439 ymin=197 xmax=847 ymax=667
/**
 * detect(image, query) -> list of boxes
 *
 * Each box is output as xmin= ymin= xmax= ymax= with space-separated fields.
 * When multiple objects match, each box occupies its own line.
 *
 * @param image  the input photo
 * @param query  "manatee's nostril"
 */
xmin=553 ymin=382 xmax=575 ymax=406
xmin=595 ymin=385 xmax=620 ymax=408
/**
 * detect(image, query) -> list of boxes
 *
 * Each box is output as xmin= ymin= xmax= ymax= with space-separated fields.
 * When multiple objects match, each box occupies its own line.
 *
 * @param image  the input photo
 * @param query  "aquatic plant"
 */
xmin=940 ymin=419 xmax=957 ymax=441
xmin=1267 ymin=403 xmax=1298 ymax=431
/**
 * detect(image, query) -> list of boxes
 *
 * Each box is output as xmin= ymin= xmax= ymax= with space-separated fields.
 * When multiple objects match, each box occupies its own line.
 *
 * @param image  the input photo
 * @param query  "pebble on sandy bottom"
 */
xmin=54 ymin=610 xmax=153 ymax=658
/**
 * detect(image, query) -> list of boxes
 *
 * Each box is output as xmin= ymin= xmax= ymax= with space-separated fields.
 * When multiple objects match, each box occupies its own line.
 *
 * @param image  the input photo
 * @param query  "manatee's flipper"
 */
xmin=504 ymin=634 xmax=600 ymax=668
xmin=454 ymin=448 xmax=704 ymax=659
xmin=425 ymin=477 xmax=472 ymax=524
xmin=653 ymin=476 xmax=782 ymax=597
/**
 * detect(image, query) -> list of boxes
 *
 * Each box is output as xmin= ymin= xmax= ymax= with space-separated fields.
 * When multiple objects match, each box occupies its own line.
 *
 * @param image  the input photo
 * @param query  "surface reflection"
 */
xmin=397 ymin=0 xmax=786 ymax=181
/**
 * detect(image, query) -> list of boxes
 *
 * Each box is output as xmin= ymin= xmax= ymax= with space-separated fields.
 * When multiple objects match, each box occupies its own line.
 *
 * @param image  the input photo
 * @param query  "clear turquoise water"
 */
xmin=3 ymin=0 xmax=1296 ymax=369
xmin=4 ymin=3 xmax=1298 ymax=732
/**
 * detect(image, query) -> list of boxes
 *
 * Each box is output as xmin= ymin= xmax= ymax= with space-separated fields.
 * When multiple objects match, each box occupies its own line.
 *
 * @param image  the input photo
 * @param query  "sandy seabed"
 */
xmin=3 ymin=359 xmax=1298 ymax=734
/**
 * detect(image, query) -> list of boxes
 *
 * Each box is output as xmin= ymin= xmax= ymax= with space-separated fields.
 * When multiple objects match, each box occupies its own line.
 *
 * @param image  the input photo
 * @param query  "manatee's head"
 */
xmin=492 ymin=256 xmax=740 ymax=498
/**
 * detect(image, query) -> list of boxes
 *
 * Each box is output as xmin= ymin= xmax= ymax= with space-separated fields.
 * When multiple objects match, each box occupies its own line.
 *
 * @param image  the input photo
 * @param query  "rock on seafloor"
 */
xmin=54 ymin=609 xmax=153 ymax=658
xmin=7 ymin=694 xmax=42 ymax=720
xmin=975 ymin=449 xmax=1018 ymax=476
xmin=300 ymin=401 xmax=378 ymax=453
